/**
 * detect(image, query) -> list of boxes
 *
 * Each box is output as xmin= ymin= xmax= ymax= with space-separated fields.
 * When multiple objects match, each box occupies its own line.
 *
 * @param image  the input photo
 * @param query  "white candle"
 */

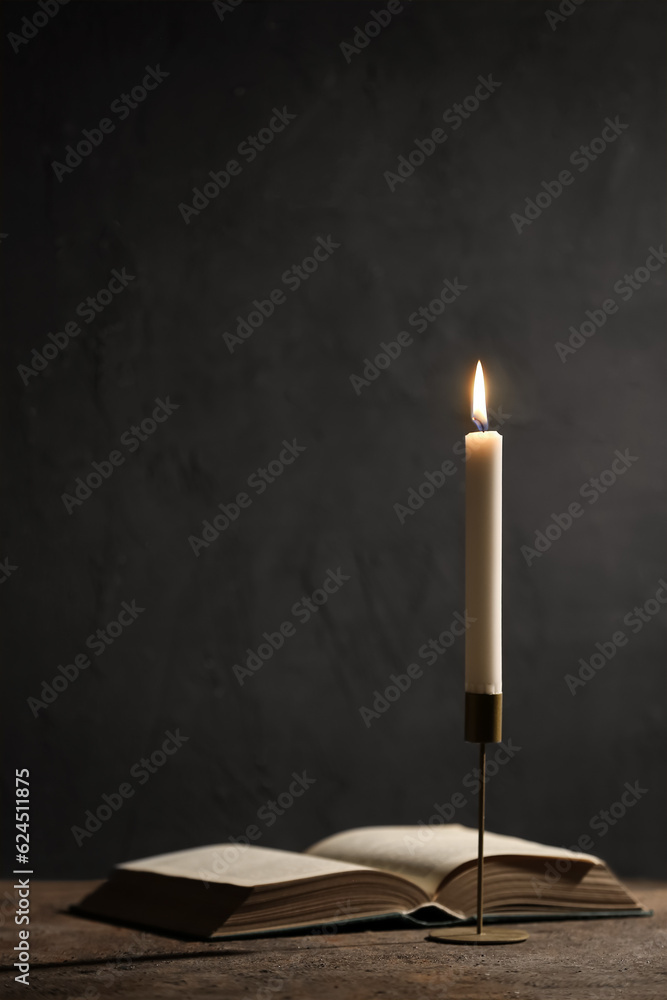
xmin=465 ymin=361 xmax=502 ymax=695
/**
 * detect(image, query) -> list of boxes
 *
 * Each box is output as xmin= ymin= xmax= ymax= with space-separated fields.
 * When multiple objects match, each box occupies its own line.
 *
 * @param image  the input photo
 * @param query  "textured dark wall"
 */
xmin=2 ymin=0 xmax=665 ymax=880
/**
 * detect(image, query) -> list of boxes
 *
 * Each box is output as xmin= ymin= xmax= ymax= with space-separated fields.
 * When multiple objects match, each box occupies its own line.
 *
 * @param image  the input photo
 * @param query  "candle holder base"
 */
xmin=428 ymin=926 xmax=528 ymax=945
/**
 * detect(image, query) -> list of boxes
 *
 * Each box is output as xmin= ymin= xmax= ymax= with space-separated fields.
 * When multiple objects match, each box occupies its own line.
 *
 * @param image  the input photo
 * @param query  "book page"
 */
xmin=307 ymin=825 xmax=601 ymax=898
xmin=120 ymin=844 xmax=373 ymax=888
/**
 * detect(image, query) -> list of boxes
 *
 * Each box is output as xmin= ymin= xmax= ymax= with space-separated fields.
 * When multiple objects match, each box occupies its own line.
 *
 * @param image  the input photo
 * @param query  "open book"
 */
xmin=75 ymin=824 xmax=648 ymax=939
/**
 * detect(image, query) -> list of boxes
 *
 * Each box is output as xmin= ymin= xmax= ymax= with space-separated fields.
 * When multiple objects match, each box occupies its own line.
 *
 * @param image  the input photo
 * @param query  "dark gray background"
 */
xmin=2 ymin=0 xmax=665 ymax=879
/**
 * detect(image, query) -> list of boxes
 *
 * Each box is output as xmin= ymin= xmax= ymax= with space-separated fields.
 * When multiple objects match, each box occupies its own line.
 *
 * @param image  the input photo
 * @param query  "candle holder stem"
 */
xmin=477 ymin=741 xmax=486 ymax=937
xmin=428 ymin=694 xmax=528 ymax=945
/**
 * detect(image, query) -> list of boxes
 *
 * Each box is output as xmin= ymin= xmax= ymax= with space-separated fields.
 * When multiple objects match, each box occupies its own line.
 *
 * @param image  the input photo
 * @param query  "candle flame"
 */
xmin=471 ymin=360 xmax=488 ymax=431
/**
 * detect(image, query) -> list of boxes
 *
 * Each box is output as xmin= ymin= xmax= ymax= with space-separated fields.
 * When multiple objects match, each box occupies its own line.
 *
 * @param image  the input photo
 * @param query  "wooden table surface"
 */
xmin=0 ymin=880 xmax=665 ymax=999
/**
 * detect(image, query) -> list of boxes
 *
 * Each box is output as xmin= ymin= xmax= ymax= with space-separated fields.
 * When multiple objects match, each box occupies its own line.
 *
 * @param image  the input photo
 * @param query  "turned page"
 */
xmin=307 ymin=826 xmax=601 ymax=898
xmin=120 ymin=844 xmax=374 ymax=888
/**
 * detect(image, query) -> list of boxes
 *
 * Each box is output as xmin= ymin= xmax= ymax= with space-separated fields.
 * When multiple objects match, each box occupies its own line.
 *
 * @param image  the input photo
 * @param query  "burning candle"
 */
xmin=465 ymin=361 xmax=502 ymax=695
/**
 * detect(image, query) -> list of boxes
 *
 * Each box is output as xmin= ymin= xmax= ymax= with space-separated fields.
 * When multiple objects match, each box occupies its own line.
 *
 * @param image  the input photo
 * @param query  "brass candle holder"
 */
xmin=429 ymin=692 xmax=528 ymax=945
